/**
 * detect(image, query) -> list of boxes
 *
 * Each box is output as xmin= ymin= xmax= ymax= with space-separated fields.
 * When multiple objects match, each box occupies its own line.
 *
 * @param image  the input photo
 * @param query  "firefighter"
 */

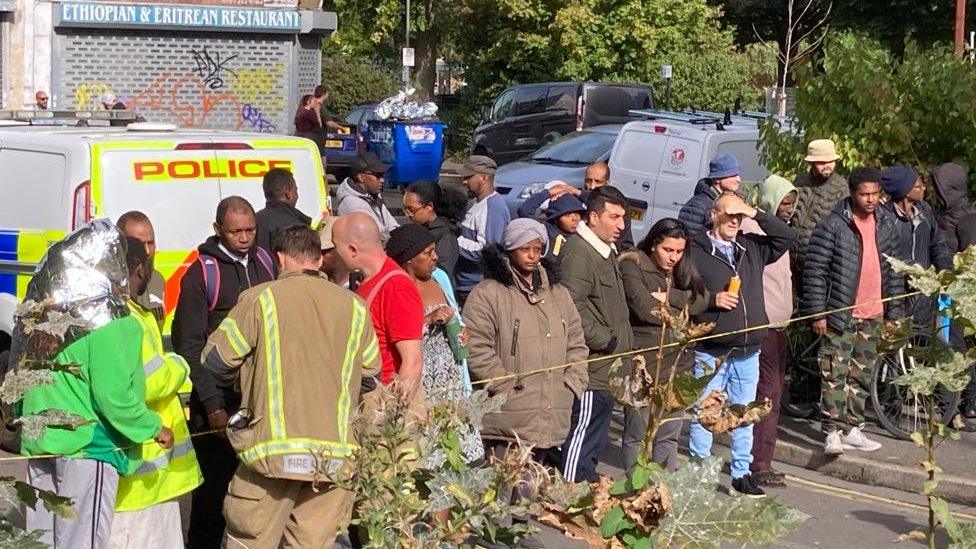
xmin=201 ymin=225 xmax=380 ymax=548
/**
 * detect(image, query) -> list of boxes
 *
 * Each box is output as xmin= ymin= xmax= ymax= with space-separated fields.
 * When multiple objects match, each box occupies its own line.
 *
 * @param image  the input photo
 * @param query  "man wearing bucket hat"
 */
xmin=880 ymin=165 xmax=952 ymax=329
xmin=678 ymin=153 xmax=742 ymax=236
xmin=792 ymin=139 xmax=848 ymax=268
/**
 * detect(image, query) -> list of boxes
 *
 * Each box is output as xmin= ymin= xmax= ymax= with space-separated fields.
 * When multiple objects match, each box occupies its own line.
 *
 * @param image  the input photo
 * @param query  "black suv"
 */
xmin=472 ymin=82 xmax=652 ymax=165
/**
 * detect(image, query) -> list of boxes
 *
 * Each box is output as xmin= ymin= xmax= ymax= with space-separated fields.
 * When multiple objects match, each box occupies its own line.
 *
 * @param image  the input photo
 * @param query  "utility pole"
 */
xmin=955 ymin=0 xmax=966 ymax=60
xmin=402 ymin=0 xmax=411 ymax=87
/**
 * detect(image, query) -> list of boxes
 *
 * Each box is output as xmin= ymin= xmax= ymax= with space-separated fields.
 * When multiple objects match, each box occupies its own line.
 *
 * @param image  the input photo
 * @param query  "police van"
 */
xmin=0 ymin=116 xmax=329 ymax=347
xmin=609 ymin=109 xmax=777 ymax=243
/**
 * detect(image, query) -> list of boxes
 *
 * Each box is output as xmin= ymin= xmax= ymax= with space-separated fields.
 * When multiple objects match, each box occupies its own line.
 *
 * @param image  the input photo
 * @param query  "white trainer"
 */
xmin=841 ymin=426 xmax=882 ymax=452
xmin=824 ymin=430 xmax=844 ymax=456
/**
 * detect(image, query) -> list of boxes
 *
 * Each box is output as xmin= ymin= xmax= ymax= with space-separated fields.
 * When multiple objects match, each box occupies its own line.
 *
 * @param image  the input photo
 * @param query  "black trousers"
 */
xmin=560 ymin=389 xmax=613 ymax=483
xmin=187 ymin=432 xmax=238 ymax=549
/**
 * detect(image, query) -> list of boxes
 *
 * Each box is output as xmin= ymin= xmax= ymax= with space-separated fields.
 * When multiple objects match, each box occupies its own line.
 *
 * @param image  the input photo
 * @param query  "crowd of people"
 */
xmin=14 ymin=137 xmax=976 ymax=548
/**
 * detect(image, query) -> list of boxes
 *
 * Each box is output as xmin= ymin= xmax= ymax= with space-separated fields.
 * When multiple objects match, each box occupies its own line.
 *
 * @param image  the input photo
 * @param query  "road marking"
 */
xmin=786 ymin=474 xmax=976 ymax=522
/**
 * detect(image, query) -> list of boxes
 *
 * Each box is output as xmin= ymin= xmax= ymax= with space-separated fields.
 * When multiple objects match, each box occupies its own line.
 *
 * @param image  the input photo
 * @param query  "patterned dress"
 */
xmin=421 ymin=305 xmax=485 ymax=466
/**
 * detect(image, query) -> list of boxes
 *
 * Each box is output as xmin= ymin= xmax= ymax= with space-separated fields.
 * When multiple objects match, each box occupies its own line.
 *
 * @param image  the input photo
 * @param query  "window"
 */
xmin=512 ymin=86 xmax=547 ymax=116
xmin=529 ymin=130 xmax=617 ymax=164
xmin=586 ymin=86 xmax=652 ymax=116
xmin=0 ymin=149 xmax=67 ymax=230
xmin=715 ymin=140 xmax=767 ymax=182
xmin=345 ymin=108 xmax=364 ymax=126
xmin=491 ymin=89 xmax=516 ymax=121
xmin=546 ymin=85 xmax=578 ymax=114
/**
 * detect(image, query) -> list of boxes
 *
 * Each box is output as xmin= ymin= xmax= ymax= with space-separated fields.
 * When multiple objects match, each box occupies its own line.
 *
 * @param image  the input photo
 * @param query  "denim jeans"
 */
xmin=688 ymin=349 xmax=760 ymax=479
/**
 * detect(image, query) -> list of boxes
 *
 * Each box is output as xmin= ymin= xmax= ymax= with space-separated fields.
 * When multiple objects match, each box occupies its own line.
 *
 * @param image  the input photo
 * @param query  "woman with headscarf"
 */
xmin=618 ymin=218 xmax=708 ymax=471
xmin=385 ymin=224 xmax=484 ymax=465
xmin=462 ymin=218 xmax=589 ymax=466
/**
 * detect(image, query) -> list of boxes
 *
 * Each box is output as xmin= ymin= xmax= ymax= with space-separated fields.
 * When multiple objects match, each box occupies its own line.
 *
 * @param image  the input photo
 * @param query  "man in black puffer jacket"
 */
xmin=687 ymin=192 xmax=792 ymax=497
xmin=803 ymin=167 xmax=905 ymax=456
xmin=880 ymin=166 xmax=952 ymax=329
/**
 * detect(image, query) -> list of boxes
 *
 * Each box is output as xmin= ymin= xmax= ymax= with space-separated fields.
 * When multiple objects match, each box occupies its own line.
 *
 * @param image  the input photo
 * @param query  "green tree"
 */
xmin=324 ymin=0 xmax=461 ymax=101
xmin=760 ymin=33 xmax=976 ymax=186
xmin=321 ymin=56 xmax=400 ymax=116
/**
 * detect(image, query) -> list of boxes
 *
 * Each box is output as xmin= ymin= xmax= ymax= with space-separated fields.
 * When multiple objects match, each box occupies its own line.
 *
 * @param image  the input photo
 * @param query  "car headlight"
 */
xmin=518 ymin=182 xmax=547 ymax=199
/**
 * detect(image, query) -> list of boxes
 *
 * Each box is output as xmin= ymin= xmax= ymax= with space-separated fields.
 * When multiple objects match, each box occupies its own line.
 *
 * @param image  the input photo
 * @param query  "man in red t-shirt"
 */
xmin=333 ymin=212 xmax=424 ymax=399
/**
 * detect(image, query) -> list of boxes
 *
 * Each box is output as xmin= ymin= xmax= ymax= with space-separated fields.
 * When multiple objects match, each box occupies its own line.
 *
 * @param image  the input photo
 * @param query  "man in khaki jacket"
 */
xmin=202 ymin=225 xmax=380 ymax=549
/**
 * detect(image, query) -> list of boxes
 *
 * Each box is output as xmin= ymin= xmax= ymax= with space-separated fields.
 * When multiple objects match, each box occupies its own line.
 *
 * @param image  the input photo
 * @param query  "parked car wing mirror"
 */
xmin=481 ymin=105 xmax=492 ymax=122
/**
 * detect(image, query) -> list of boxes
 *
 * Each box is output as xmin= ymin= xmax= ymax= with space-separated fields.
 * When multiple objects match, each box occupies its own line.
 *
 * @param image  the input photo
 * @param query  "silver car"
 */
xmin=493 ymin=125 xmax=622 ymax=216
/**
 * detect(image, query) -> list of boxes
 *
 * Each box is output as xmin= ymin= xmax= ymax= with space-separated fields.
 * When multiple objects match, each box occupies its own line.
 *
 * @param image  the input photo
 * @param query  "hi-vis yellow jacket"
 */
xmin=115 ymin=301 xmax=203 ymax=512
xmin=202 ymin=270 xmax=380 ymax=482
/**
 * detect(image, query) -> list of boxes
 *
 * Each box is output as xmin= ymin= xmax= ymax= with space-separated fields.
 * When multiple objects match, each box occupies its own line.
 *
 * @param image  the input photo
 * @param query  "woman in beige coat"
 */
xmin=463 ymin=219 xmax=589 ymax=466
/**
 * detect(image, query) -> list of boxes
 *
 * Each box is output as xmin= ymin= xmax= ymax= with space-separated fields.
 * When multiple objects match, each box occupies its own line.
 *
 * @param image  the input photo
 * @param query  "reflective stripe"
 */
xmin=337 ymin=303 xmax=365 ymax=444
xmin=143 ymin=355 xmax=166 ymax=377
xmin=238 ymin=437 xmax=357 ymax=465
xmin=361 ymin=333 xmax=379 ymax=367
xmin=131 ymin=438 xmax=195 ymax=475
xmin=259 ymin=290 xmax=286 ymax=440
xmin=219 ymin=317 xmax=251 ymax=358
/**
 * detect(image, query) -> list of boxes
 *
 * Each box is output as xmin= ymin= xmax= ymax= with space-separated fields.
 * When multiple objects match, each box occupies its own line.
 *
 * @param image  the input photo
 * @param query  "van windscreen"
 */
xmin=529 ymin=130 xmax=617 ymax=164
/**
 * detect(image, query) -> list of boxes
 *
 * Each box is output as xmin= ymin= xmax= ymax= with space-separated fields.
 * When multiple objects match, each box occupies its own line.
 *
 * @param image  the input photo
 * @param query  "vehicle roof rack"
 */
xmin=0 ymin=109 xmax=139 ymax=122
xmin=628 ymin=109 xmax=720 ymax=125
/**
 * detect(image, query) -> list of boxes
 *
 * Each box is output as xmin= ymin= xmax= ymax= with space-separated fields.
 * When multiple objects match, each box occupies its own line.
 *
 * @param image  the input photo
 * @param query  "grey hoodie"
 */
xmin=334 ymin=177 xmax=399 ymax=240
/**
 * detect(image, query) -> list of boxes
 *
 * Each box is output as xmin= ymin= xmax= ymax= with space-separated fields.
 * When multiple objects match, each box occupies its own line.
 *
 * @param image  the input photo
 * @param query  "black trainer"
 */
xmin=731 ymin=474 xmax=767 ymax=498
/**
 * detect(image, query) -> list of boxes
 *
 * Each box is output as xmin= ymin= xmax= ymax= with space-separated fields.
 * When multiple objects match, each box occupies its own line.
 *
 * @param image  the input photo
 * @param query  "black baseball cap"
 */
xmin=350 ymin=151 xmax=390 ymax=176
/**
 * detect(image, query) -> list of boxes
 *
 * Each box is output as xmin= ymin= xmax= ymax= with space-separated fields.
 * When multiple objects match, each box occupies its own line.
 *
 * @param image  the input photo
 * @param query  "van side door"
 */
xmin=474 ymin=88 xmax=516 ymax=162
xmin=506 ymin=85 xmax=549 ymax=163
xmin=608 ymin=124 xmax=668 ymax=243
xmin=540 ymin=84 xmax=579 ymax=144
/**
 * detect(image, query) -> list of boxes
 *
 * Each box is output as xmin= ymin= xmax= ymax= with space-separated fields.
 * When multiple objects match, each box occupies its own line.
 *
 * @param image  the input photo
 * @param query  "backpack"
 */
xmin=198 ymin=247 xmax=276 ymax=312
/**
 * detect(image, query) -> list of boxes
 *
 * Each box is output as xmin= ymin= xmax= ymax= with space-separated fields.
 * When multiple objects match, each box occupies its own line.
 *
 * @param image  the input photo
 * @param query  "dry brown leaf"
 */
xmin=621 ymin=483 xmax=671 ymax=531
xmin=537 ymin=510 xmax=612 ymax=549
xmin=697 ymin=390 xmax=773 ymax=434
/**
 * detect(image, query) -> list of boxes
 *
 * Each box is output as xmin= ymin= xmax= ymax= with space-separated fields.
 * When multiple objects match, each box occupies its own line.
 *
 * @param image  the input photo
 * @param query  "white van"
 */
xmin=609 ymin=110 xmax=770 ymax=243
xmin=0 ymin=122 xmax=329 ymax=344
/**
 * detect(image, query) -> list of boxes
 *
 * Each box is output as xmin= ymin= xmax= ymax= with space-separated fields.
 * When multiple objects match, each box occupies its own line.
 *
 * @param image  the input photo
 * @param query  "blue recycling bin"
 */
xmin=366 ymin=119 xmax=446 ymax=188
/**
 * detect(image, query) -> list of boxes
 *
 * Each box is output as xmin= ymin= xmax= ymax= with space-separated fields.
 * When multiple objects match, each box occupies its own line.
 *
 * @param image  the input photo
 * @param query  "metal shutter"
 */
xmin=55 ymin=29 xmax=295 ymax=133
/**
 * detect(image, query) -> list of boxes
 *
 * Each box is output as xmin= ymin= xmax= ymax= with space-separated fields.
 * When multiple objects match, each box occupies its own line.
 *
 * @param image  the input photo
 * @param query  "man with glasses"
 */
xmin=173 ymin=196 xmax=276 ymax=548
xmin=335 ymin=151 xmax=399 ymax=241
xmin=34 ymin=91 xmax=49 ymax=110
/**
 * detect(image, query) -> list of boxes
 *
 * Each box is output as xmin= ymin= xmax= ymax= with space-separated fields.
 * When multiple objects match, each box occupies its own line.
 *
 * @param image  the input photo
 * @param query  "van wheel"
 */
xmin=0 ymin=332 xmax=9 ymax=354
xmin=542 ymin=131 xmax=562 ymax=144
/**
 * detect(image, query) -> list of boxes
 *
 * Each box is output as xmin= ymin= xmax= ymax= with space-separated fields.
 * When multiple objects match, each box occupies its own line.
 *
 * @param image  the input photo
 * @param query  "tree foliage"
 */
xmin=321 ymin=56 xmax=400 ymax=117
xmin=455 ymin=0 xmax=774 ymax=110
xmin=760 ymin=33 xmax=976 ymax=185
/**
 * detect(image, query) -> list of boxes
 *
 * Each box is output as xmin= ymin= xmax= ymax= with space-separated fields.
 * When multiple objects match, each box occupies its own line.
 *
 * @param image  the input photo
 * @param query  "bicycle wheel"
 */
xmin=782 ymin=331 xmax=823 ymax=419
xmin=870 ymin=331 xmax=960 ymax=440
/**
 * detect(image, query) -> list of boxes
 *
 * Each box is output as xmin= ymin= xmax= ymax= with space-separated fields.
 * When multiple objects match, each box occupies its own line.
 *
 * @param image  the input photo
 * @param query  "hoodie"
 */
xmin=740 ymin=175 xmax=797 ymax=328
xmin=931 ymin=162 xmax=976 ymax=255
xmin=172 ymin=236 xmax=275 ymax=426
xmin=334 ymin=177 xmax=399 ymax=240
xmin=678 ymin=180 xmax=720 ymax=236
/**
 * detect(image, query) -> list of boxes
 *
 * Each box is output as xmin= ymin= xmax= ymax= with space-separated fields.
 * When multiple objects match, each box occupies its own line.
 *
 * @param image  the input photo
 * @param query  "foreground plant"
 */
xmin=542 ymin=281 xmax=800 ymax=548
xmin=890 ymin=250 xmax=976 ymax=548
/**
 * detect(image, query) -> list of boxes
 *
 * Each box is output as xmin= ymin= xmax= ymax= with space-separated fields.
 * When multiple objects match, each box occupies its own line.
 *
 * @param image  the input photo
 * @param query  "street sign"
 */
xmin=402 ymin=47 xmax=415 ymax=67
xmin=661 ymin=64 xmax=673 ymax=79
xmin=401 ymin=66 xmax=411 ymax=84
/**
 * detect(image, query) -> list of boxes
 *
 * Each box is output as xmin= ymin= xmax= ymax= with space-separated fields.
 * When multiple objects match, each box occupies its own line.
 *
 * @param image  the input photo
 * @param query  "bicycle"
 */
xmin=783 ymin=325 xmax=960 ymax=441
xmin=870 ymin=329 xmax=960 ymax=440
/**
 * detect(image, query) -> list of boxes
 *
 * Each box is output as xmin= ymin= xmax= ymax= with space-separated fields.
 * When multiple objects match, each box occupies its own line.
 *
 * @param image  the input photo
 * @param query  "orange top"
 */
xmin=852 ymin=213 xmax=883 ymax=320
